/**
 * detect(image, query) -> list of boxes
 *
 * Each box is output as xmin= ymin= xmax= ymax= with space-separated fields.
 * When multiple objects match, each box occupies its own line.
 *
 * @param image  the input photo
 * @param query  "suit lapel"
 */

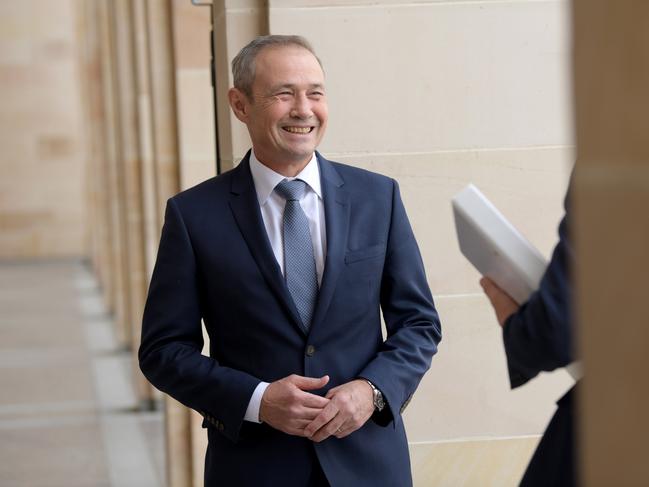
xmin=311 ymin=154 xmax=350 ymax=333
xmin=228 ymin=154 xmax=305 ymax=334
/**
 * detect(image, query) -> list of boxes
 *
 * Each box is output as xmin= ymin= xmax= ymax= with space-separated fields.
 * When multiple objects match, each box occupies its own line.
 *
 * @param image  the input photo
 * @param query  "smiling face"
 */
xmin=228 ymin=45 xmax=328 ymax=176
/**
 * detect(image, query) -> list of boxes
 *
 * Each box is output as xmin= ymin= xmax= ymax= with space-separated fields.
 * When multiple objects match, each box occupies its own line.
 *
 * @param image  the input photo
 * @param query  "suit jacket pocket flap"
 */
xmin=344 ymin=244 xmax=385 ymax=264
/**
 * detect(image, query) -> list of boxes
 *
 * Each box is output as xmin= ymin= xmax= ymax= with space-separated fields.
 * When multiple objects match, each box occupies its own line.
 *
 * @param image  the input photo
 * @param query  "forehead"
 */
xmin=252 ymin=45 xmax=324 ymax=89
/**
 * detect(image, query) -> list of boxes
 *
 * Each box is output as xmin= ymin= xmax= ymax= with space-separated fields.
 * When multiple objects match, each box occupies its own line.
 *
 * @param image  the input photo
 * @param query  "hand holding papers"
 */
xmin=452 ymin=184 xmax=581 ymax=380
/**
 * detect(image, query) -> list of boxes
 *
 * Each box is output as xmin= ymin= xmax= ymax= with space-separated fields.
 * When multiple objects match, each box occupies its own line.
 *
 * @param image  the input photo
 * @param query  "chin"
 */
xmin=286 ymin=146 xmax=315 ymax=159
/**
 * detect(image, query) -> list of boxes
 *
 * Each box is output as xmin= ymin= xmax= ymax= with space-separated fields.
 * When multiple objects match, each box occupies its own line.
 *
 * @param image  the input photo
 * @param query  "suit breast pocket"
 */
xmin=344 ymin=244 xmax=385 ymax=292
xmin=339 ymin=245 xmax=385 ymax=318
xmin=344 ymin=244 xmax=385 ymax=265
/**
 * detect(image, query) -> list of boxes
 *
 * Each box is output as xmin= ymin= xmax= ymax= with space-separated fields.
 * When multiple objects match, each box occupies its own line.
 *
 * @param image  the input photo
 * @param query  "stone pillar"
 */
xmin=212 ymin=0 xmax=268 ymax=171
xmin=170 ymin=0 xmax=218 ymax=482
xmin=573 ymin=1 xmax=649 ymax=485
xmin=146 ymin=0 xmax=181 ymax=213
xmin=97 ymin=0 xmax=131 ymax=347
xmin=77 ymin=0 xmax=113 ymax=301
xmin=132 ymin=0 xmax=160 ymax=282
xmin=111 ymin=0 xmax=154 ymax=406
xmin=145 ymin=1 xmax=190 ymax=485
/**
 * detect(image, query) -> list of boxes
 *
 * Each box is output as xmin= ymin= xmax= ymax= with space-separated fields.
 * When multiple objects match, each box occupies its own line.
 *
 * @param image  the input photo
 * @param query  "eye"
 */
xmin=309 ymin=91 xmax=324 ymax=98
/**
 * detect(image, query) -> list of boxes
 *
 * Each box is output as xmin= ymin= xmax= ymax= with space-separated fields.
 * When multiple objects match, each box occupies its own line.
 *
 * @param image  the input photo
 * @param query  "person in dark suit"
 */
xmin=139 ymin=35 xmax=441 ymax=486
xmin=480 ymin=192 xmax=576 ymax=487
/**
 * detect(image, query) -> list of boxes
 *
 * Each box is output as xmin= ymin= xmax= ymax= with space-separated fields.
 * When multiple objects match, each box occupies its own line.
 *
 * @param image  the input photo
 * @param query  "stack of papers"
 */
xmin=452 ymin=183 xmax=581 ymax=380
xmin=452 ymin=184 xmax=547 ymax=304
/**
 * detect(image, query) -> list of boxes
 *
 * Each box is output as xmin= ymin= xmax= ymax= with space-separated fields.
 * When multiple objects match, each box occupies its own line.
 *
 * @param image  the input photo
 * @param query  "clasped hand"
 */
xmin=259 ymin=374 xmax=375 ymax=442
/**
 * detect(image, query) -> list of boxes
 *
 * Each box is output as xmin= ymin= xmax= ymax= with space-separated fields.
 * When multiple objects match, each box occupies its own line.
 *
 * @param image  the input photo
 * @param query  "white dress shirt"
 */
xmin=244 ymin=150 xmax=327 ymax=423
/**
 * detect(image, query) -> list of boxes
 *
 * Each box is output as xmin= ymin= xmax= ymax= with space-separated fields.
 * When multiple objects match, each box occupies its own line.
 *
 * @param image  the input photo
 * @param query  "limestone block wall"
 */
xmin=172 ymin=0 xmax=217 ymax=188
xmin=262 ymin=1 xmax=574 ymax=484
xmin=213 ymin=0 xmax=269 ymax=171
xmin=0 ymin=0 xmax=87 ymax=258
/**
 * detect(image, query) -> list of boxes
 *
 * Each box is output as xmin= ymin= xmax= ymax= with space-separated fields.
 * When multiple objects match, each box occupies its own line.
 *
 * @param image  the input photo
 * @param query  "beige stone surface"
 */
xmin=271 ymin=0 xmax=528 ymax=6
xmin=213 ymin=2 xmax=267 ymax=167
xmin=404 ymin=294 xmax=574 ymax=441
xmin=335 ymin=148 xmax=572 ymax=294
xmin=0 ymin=0 xmax=87 ymax=258
xmin=172 ymin=0 xmax=216 ymax=191
xmin=165 ymin=396 xmax=194 ymax=487
xmin=172 ymin=0 xmax=213 ymax=70
xmin=176 ymin=71 xmax=217 ymax=188
xmin=270 ymin=0 xmax=573 ymax=155
xmin=0 ymin=260 xmax=164 ymax=486
xmin=0 ymin=421 xmax=110 ymax=487
xmin=133 ymin=0 xmax=161 ymax=281
xmin=147 ymin=0 xmax=181 ymax=207
xmin=190 ymin=410 xmax=207 ymax=487
xmin=410 ymin=437 xmax=539 ymax=487
xmin=0 ymin=354 xmax=96 ymax=406
xmin=98 ymin=0 xmax=131 ymax=348
xmin=113 ymin=0 xmax=153 ymax=403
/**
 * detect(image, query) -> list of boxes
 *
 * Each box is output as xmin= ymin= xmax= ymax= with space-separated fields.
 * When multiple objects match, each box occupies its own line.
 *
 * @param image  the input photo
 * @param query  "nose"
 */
xmin=290 ymin=93 xmax=312 ymax=119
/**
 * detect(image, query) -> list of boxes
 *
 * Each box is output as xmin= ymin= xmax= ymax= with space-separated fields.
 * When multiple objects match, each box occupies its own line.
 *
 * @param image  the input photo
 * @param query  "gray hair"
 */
xmin=231 ymin=35 xmax=323 ymax=99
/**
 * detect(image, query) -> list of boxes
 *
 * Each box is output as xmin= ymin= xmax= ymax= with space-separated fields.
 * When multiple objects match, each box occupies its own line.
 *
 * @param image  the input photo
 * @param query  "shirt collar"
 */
xmin=249 ymin=150 xmax=322 ymax=205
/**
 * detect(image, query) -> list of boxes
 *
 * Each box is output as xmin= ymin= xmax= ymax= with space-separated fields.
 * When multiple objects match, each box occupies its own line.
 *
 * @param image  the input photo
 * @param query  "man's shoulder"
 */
xmin=320 ymin=156 xmax=394 ymax=190
xmin=170 ymin=166 xmax=236 ymax=207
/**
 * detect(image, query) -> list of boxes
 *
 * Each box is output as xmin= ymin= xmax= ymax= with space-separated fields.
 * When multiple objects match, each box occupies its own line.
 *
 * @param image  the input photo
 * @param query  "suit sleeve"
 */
xmin=503 ymin=211 xmax=574 ymax=389
xmin=358 ymin=180 xmax=442 ymax=427
xmin=138 ymin=198 xmax=259 ymax=442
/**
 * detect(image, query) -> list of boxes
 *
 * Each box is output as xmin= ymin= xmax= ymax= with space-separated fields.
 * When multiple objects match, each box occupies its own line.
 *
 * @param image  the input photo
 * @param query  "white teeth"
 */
xmin=284 ymin=126 xmax=311 ymax=134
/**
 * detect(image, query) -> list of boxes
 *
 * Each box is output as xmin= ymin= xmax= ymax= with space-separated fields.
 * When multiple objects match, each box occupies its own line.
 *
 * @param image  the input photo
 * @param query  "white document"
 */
xmin=452 ymin=184 xmax=546 ymax=304
xmin=452 ymin=184 xmax=581 ymax=380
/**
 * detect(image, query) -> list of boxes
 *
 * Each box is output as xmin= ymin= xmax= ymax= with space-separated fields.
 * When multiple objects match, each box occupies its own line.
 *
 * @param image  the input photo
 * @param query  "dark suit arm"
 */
xmin=138 ymin=198 xmax=259 ymax=442
xmin=358 ymin=180 xmax=442 ymax=427
xmin=503 ymin=214 xmax=574 ymax=388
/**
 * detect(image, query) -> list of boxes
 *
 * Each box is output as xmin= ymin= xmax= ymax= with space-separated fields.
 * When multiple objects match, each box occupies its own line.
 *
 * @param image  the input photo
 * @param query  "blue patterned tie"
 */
xmin=275 ymin=179 xmax=318 ymax=331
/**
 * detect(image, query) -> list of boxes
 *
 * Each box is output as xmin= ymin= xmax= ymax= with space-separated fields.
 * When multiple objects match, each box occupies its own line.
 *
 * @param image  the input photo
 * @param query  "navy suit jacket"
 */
xmin=139 ymin=152 xmax=442 ymax=486
xmin=503 ymin=192 xmax=576 ymax=486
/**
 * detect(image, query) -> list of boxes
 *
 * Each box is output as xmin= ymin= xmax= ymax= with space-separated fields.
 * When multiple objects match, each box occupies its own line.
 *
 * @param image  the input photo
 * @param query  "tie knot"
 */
xmin=275 ymin=179 xmax=307 ymax=201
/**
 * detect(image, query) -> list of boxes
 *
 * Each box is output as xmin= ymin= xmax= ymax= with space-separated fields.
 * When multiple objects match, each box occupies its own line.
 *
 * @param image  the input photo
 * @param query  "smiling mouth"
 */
xmin=282 ymin=126 xmax=314 ymax=134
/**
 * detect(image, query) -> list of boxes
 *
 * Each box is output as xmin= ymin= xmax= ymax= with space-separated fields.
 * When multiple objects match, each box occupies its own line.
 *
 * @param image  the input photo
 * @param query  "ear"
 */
xmin=228 ymin=87 xmax=250 ymax=123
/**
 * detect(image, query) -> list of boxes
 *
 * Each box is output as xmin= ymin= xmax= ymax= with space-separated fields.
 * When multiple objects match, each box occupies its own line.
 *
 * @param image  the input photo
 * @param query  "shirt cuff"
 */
xmin=244 ymin=381 xmax=269 ymax=423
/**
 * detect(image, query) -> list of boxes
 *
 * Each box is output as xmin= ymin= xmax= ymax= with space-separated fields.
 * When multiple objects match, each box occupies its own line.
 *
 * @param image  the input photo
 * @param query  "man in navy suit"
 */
xmin=480 ymin=193 xmax=576 ymax=486
xmin=139 ymin=35 xmax=441 ymax=486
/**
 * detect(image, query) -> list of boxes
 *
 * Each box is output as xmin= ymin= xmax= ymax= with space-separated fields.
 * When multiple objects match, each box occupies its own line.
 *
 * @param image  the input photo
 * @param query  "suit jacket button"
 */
xmin=305 ymin=345 xmax=316 ymax=357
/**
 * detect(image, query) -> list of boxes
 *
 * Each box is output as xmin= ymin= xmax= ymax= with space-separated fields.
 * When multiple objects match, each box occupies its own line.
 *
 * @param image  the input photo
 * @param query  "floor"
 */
xmin=0 ymin=260 xmax=165 ymax=487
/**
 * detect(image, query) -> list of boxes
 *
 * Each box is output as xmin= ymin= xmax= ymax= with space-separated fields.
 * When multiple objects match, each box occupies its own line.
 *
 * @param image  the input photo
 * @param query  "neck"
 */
xmin=254 ymin=152 xmax=313 ymax=177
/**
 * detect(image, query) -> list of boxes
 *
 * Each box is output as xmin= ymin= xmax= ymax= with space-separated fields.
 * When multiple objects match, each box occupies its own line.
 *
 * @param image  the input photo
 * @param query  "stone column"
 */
xmin=212 ymin=0 xmax=268 ymax=171
xmin=111 ymin=0 xmax=154 ymax=406
xmin=97 ymin=0 xmax=131 ymax=347
xmin=77 ymin=0 xmax=113 ymax=302
xmin=145 ymin=1 xmax=190 ymax=486
xmin=573 ymin=1 xmax=649 ymax=485
xmin=170 ymin=0 xmax=218 ymax=482
xmin=132 ymin=0 xmax=160 ymax=282
xmin=146 ymin=0 xmax=181 ymax=213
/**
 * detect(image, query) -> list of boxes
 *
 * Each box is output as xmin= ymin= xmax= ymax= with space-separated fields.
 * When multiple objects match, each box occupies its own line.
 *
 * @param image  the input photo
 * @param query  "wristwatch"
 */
xmin=363 ymin=379 xmax=385 ymax=412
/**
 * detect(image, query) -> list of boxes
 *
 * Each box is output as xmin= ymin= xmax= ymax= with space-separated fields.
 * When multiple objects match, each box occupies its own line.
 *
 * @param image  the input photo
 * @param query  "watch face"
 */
xmin=375 ymin=391 xmax=385 ymax=411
